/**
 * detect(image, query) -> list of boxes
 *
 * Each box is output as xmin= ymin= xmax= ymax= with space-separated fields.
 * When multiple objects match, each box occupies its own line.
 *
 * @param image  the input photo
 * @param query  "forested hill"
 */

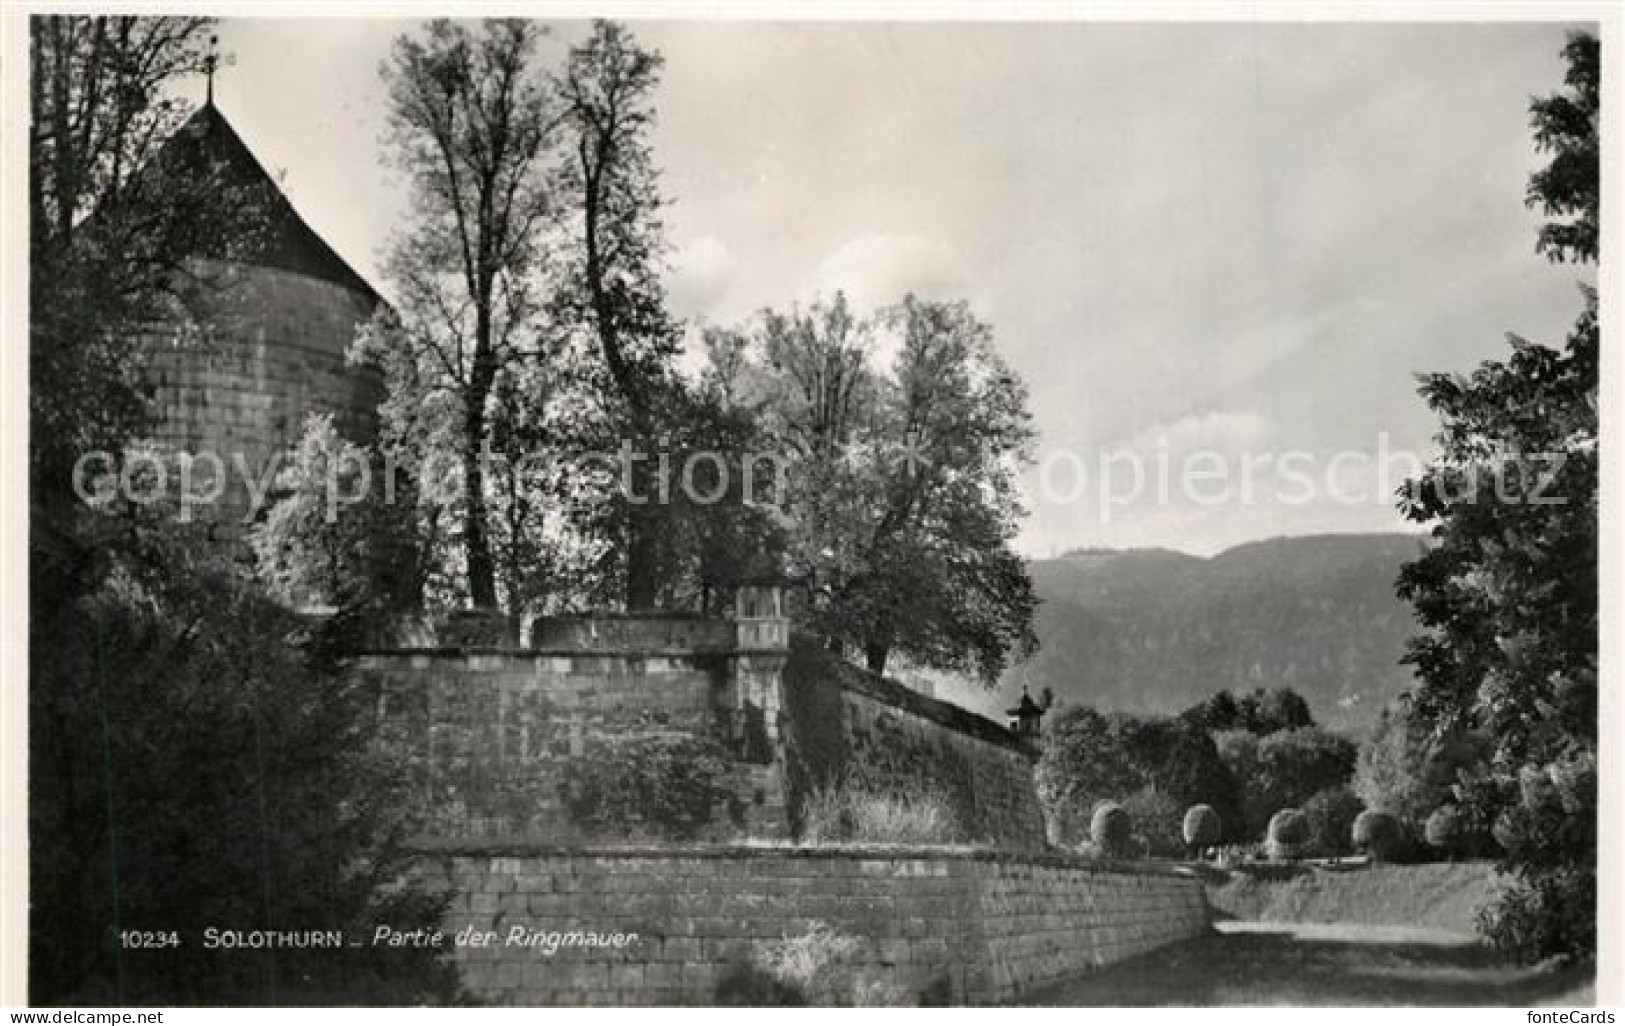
xmin=1000 ymin=533 xmax=1430 ymax=733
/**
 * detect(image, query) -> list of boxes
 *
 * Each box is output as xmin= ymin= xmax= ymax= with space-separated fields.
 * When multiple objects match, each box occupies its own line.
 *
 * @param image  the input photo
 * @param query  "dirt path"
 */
xmin=1023 ymin=921 xmax=1595 ymax=1006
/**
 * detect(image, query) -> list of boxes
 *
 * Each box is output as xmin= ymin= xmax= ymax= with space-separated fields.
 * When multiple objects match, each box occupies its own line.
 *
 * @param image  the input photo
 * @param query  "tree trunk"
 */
xmin=623 ymin=501 xmax=659 ymax=611
xmin=463 ymin=394 xmax=497 ymax=610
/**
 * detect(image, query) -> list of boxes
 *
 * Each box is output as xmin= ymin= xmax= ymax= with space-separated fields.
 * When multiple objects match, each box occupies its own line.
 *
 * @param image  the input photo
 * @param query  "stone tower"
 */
xmin=134 ymin=99 xmax=384 ymax=529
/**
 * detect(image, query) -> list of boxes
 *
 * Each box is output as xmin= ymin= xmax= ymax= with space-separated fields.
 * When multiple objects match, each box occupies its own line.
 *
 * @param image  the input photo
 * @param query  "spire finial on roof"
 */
xmin=203 ymin=34 xmax=219 ymax=107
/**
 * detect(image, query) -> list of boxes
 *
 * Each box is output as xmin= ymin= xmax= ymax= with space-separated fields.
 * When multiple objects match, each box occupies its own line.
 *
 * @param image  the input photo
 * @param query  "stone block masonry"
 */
xmin=354 ymin=644 xmax=784 ymax=841
xmin=781 ymin=639 xmax=1049 ymax=850
xmin=414 ymin=843 xmax=1210 ymax=1006
xmin=358 ymin=607 xmax=1050 ymax=850
xmin=354 ymin=606 xmax=792 ymax=842
xmin=137 ymin=259 xmax=382 ymax=527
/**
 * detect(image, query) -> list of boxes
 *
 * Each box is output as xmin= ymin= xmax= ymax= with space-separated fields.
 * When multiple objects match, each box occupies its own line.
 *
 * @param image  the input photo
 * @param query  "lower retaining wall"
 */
xmin=416 ymin=843 xmax=1209 ymax=1005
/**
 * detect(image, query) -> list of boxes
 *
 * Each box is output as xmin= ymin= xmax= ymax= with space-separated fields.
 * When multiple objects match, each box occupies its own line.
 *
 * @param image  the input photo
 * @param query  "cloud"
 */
xmin=665 ymin=235 xmax=738 ymax=318
xmin=805 ymin=232 xmax=971 ymax=314
xmin=1123 ymin=410 xmax=1277 ymax=457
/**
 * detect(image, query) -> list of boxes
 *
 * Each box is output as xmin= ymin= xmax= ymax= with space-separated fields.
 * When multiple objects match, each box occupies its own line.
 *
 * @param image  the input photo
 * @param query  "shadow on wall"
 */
xmin=780 ymin=637 xmax=853 ymax=836
xmin=779 ymin=636 xmax=1047 ymax=850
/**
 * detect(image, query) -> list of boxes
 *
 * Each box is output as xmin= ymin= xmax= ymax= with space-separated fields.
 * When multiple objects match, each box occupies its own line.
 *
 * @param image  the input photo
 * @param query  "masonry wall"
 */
xmin=354 ymin=626 xmax=786 ymax=841
xmin=418 ymin=844 xmax=1209 ymax=1006
xmin=137 ymin=259 xmax=380 ymax=526
xmin=782 ymin=640 xmax=1048 ymax=851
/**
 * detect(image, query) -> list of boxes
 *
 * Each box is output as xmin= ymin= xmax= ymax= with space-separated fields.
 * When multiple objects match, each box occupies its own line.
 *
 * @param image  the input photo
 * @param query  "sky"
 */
xmin=186 ymin=17 xmax=1596 ymax=558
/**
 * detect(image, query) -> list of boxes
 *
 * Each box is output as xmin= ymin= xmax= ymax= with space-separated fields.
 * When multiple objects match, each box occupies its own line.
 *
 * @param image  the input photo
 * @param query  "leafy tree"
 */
xmin=551 ymin=20 xmax=683 ymax=610
xmin=29 ymin=20 xmax=458 ymax=1002
xmin=249 ymin=413 xmax=430 ymax=647
xmin=1218 ymin=726 xmax=1356 ymax=840
xmin=1395 ymin=30 xmax=1598 ymax=963
xmin=1037 ymin=706 xmax=1244 ymax=846
xmin=1527 ymin=33 xmax=1598 ymax=264
xmin=1426 ymin=804 xmax=1465 ymax=858
xmin=30 ymin=535 xmax=460 ymax=1003
xmin=1258 ymin=729 xmax=1356 ymax=810
xmin=844 ymin=297 xmax=1037 ymax=679
xmin=375 ymin=19 xmax=560 ymax=611
xmin=1478 ymin=752 xmax=1596 ymax=959
xmin=1189 ymin=687 xmax=1314 ymax=735
xmin=29 ymin=16 xmax=269 ymax=532
xmin=1300 ymin=785 xmax=1363 ymax=858
xmin=1122 ymin=713 xmax=1244 ymax=836
xmin=1035 ymin=707 xmax=1142 ymax=847
xmin=740 ymin=294 xmax=1037 ymax=681
xmin=656 ymin=370 xmax=790 ymax=612
xmin=1352 ymin=697 xmax=1490 ymax=837
xmin=1122 ymin=787 xmax=1185 ymax=858
xmin=1352 ymin=699 xmax=1445 ymax=831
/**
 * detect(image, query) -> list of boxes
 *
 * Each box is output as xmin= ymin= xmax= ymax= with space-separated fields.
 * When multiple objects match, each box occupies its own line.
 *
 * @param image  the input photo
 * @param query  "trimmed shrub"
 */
xmin=1090 ymin=802 xmax=1132 ymax=857
xmin=1425 ymin=804 xmax=1464 ymax=857
xmin=1266 ymin=808 xmax=1309 ymax=861
xmin=799 ymin=779 xmax=960 ymax=846
xmin=1352 ymin=809 xmax=1405 ymax=861
xmin=1182 ymin=804 xmax=1222 ymax=853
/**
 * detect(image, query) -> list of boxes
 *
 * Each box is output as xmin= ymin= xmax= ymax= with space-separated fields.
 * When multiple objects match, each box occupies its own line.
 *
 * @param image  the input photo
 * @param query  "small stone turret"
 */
xmin=1007 ymin=687 xmax=1046 ymax=740
xmin=726 ymin=579 xmax=790 ymax=759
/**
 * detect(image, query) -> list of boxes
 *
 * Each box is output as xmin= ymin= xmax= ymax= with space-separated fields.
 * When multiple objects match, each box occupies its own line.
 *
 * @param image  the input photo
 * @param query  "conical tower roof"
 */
xmin=154 ymin=100 xmax=380 ymax=304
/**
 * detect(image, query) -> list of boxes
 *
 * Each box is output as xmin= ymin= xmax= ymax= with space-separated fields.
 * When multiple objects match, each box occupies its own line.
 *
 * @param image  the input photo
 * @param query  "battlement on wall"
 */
xmin=526 ymin=615 xmax=738 ymax=653
xmin=423 ymin=583 xmax=791 ymax=656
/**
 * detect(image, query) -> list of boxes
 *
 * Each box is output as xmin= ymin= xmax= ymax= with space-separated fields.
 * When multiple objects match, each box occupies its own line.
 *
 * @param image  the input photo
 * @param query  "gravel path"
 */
xmin=1022 ymin=920 xmax=1595 ymax=1006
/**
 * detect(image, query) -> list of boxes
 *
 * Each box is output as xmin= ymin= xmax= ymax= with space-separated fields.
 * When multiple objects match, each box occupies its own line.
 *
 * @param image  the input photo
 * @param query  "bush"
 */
xmin=1352 ymin=809 xmax=1405 ymax=862
xmin=799 ymin=779 xmax=960 ymax=846
xmin=1090 ymin=802 xmax=1132 ymax=857
xmin=1475 ymin=751 xmax=1597 ymax=963
xmin=561 ymin=731 xmax=739 ymax=841
xmin=29 ymin=539 xmax=463 ymax=1004
xmin=1182 ymin=804 xmax=1222 ymax=852
xmin=1478 ymin=865 xmax=1596 ymax=965
xmin=1221 ymin=727 xmax=1358 ymax=841
xmin=1301 ymin=786 xmax=1364 ymax=858
xmin=1266 ymin=809 xmax=1309 ymax=861
xmin=1035 ymin=705 xmax=1245 ymax=847
xmin=725 ymin=921 xmax=909 ymax=1007
xmin=1425 ymin=804 xmax=1464 ymax=857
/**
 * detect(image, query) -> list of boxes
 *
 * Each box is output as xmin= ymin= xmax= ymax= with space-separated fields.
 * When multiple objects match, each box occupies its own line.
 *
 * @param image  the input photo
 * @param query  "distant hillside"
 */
xmin=1002 ymin=533 xmax=1429 ymax=733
